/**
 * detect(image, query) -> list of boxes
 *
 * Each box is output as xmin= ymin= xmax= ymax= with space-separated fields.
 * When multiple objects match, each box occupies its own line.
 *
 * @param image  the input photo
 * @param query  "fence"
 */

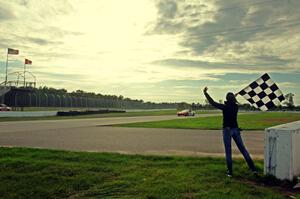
xmin=3 ymin=91 xmax=175 ymax=110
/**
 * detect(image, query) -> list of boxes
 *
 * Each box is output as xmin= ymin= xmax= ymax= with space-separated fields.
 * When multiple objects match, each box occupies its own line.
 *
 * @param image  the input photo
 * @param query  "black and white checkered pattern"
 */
xmin=238 ymin=73 xmax=285 ymax=111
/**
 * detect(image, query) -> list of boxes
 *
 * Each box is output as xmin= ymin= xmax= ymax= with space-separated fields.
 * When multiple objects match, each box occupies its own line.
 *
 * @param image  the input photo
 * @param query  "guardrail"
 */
xmin=0 ymin=111 xmax=57 ymax=117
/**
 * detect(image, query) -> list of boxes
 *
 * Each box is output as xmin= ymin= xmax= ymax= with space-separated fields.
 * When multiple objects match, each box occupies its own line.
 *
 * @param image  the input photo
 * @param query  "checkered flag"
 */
xmin=238 ymin=73 xmax=285 ymax=111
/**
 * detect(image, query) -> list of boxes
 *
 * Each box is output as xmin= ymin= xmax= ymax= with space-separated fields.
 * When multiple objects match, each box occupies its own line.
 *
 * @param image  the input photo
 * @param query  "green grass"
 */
xmin=116 ymin=112 xmax=300 ymax=130
xmin=0 ymin=109 xmax=185 ymax=122
xmin=0 ymin=147 xmax=298 ymax=199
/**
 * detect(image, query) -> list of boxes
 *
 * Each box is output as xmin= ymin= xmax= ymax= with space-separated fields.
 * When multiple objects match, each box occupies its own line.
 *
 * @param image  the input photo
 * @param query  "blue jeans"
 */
xmin=223 ymin=127 xmax=257 ymax=174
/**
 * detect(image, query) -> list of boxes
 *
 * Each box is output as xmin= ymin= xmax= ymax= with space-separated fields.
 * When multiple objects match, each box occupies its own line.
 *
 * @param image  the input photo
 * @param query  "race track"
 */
xmin=0 ymin=114 xmax=264 ymax=158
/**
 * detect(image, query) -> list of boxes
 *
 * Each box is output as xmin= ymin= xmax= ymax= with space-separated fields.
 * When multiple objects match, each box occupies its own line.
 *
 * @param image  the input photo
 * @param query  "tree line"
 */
xmin=4 ymin=86 xmax=177 ymax=109
xmin=4 ymin=86 xmax=298 ymax=111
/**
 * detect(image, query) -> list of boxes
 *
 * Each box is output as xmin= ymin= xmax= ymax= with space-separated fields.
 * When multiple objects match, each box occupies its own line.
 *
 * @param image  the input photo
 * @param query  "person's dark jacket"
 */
xmin=204 ymin=92 xmax=239 ymax=128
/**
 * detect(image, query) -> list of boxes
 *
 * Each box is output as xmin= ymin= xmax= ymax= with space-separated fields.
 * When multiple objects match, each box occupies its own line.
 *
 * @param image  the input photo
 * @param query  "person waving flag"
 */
xmin=203 ymin=87 xmax=258 ymax=177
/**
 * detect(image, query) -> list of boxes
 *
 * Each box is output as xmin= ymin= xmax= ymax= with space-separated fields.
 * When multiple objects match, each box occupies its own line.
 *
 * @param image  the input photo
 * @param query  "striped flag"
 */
xmin=25 ymin=58 xmax=32 ymax=65
xmin=7 ymin=48 xmax=19 ymax=55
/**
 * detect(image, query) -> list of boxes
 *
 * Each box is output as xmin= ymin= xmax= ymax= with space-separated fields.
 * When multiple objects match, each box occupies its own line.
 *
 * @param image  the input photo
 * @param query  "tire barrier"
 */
xmin=57 ymin=109 xmax=126 ymax=116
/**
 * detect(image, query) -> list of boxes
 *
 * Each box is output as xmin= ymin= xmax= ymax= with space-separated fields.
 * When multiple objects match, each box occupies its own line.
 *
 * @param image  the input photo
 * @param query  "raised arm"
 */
xmin=203 ymin=87 xmax=225 ymax=110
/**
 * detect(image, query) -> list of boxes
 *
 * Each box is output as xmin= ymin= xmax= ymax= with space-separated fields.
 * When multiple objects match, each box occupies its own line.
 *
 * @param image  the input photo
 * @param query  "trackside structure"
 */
xmin=265 ymin=121 xmax=300 ymax=180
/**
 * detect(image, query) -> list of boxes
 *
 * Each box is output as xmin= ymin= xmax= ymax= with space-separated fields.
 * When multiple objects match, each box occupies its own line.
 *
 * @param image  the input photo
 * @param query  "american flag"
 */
xmin=8 ymin=48 xmax=19 ymax=55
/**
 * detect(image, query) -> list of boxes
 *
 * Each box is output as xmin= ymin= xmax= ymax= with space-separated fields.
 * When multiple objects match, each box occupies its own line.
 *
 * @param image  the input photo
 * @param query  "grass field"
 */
xmin=116 ymin=112 xmax=300 ymax=130
xmin=0 ymin=147 xmax=298 ymax=199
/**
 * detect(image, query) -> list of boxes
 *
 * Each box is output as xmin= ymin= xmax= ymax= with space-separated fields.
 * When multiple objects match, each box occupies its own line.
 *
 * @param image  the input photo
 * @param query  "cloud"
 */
xmin=0 ymin=0 xmax=299 ymax=104
xmin=147 ymin=0 xmax=300 ymax=73
xmin=278 ymin=82 xmax=298 ymax=88
xmin=157 ymin=0 xmax=178 ymax=18
xmin=0 ymin=2 xmax=16 ymax=21
xmin=34 ymin=71 xmax=88 ymax=81
xmin=13 ymin=0 xmax=74 ymax=19
xmin=23 ymin=37 xmax=63 ymax=46
xmin=0 ymin=0 xmax=75 ymax=39
xmin=152 ymin=57 xmax=296 ymax=73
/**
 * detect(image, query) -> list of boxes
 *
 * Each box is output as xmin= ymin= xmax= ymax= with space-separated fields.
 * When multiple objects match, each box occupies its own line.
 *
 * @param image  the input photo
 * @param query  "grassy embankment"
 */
xmin=116 ymin=112 xmax=300 ymax=130
xmin=0 ymin=147 xmax=298 ymax=199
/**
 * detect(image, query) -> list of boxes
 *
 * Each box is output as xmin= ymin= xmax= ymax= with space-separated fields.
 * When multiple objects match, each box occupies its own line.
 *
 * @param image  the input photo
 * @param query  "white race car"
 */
xmin=0 ymin=104 xmax=11 ymax=111
xmin=177 ymin=109 xmax=195 ymax=116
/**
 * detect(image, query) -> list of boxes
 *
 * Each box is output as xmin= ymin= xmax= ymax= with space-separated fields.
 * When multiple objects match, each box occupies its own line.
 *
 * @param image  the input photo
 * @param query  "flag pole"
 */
xmin=5 ymin=50 xmax=8 ymax=85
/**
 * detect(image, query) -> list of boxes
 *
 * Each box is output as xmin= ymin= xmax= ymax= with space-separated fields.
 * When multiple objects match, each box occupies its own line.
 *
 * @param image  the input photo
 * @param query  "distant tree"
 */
xmin=177 ymin=102 xmax=190 ymax=110
xmin=284 ymin=93 xmax=295 ymax=108
xmin=118 ymin=95 xmax=124 ymax=100
xmin=191 ymin=103 xmax=196 ymax=110
xmin=204 ymin=99 xmax=209 ymax=105
xmin=14 ymin=86 xmax=181 ymax=109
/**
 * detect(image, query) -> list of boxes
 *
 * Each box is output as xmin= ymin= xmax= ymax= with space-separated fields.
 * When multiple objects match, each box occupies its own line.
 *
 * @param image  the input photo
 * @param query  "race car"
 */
xmin=0 ymin=104 xmax=11 ymax=111
xmin=177 ymin=109 xmax=195 ymax=116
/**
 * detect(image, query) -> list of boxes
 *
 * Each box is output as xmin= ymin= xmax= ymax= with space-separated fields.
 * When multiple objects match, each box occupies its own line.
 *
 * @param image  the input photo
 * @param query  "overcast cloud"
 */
xmin=0 ymin=0 xmax=299 ymax=104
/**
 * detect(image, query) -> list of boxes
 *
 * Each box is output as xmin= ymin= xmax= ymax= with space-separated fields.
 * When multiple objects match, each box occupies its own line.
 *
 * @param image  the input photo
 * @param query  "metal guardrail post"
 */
xmin=32 ymin=93 xmax=37 ymax=107
xmin=44 ymin=93 xmax=48 ymax=107
xmin=69 ymin=95 xmax=72 ymax=107
xmin=38 ymin=93 xmax=41 ymax=107
xmin=14 ymin=92 xmax=18 ymax=108
xmin=57 ymin=95 xmax=61 ymax=107
xmin=28 ymin=93 xmax=31 ymax=107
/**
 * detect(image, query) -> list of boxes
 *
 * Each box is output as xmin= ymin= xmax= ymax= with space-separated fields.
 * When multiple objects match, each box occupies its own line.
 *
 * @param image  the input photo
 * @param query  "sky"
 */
xmin=0 ymin=0 xmax=299 ymax=104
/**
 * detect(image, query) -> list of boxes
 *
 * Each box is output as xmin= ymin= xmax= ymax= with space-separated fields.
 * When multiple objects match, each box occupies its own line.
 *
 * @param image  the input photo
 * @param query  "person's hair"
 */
xmin=226 ymin=92 xmax=237 ymax=104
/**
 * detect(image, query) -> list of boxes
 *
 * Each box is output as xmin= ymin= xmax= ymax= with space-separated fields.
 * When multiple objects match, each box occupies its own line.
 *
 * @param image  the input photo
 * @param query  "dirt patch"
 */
xmin=237 ymin=177 xmax=300 ymax=198
xmin=261 ymin=117 xmax=300 ymax=124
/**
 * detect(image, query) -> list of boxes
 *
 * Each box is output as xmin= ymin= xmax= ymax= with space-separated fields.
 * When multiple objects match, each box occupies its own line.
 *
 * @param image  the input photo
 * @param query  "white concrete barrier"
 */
xmin=0 ymin=111 xmax=57 ymax=117
xmin=265 ymin=121 xmax=300 ymax=180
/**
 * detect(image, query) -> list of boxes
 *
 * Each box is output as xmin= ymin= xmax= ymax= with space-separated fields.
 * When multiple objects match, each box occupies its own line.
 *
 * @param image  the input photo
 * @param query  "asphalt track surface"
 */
xmin=0 ymin=114 xmax=264 ymax=158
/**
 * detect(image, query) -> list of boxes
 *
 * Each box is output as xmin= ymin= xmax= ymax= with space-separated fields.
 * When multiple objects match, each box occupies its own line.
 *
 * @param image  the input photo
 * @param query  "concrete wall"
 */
xmin=0 ymin=111 xmax=57 ymax=117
